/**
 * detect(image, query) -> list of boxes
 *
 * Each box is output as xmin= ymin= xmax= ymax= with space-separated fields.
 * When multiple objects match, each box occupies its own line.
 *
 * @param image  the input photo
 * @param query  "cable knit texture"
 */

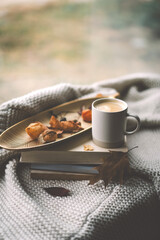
xmin=0 ymin=73 xmax=160 ymax=240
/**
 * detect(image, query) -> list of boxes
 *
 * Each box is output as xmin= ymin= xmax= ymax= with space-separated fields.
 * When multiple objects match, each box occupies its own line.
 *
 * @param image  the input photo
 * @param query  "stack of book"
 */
xmin=20 ymin=129 xmax=127 ymax=180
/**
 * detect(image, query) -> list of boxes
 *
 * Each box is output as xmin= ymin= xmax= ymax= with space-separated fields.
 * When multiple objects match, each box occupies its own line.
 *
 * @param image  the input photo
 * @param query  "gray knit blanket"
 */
xmin=0 ymin=73 xmax=160 ymax=240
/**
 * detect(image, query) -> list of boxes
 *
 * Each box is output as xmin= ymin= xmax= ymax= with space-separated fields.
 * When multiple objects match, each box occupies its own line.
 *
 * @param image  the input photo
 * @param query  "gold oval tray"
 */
xmin=0 ymin=97 xmax=105 ymax=151
xmin=0 ymin=94 xmax=118 ymax=151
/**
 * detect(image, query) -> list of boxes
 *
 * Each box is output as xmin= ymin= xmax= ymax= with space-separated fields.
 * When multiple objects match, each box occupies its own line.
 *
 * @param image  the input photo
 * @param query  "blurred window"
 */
xmin=0 ymin=0 xmax=160 ymax=102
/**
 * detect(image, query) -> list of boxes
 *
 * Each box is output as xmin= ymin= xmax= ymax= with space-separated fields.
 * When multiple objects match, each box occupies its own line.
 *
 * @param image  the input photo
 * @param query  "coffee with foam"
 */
xmin=96 ymin=101 xmax=125 ymax=112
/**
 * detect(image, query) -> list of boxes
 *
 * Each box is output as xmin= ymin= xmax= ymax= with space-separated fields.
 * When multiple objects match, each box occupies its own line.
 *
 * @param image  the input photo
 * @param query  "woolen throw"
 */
xmin=0 ymin=73 xmax=160 ymax=240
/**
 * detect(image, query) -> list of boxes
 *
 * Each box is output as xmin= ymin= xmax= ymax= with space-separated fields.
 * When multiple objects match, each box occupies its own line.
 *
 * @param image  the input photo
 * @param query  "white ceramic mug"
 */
xmin=92 ymin=98 xmax=140 ymax=148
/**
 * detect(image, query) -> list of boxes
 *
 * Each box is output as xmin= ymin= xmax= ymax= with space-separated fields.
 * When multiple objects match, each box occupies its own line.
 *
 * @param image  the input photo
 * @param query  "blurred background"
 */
xmin=0 ymin=0 xmax=160 ymax=104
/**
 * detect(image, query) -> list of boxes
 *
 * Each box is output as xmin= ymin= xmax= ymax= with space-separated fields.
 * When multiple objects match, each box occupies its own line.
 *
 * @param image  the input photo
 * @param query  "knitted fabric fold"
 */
xmin=0 ymin=73 xmax=160 ymax=240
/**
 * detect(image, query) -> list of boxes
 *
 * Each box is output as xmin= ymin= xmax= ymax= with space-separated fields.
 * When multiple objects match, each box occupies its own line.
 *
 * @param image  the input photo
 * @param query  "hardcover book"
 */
xmin=20 ymin=129 xmax=127 ymax=164
xmin=20 ymin=129 xmax=127 ymax=180
xmin=30 ymin=164 xmax=98 ymax=180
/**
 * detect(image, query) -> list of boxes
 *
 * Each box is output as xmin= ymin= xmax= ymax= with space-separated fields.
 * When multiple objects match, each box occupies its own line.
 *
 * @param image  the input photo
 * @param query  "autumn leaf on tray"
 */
xmin=44 ymin=187 xmax=70 ymax=197
xmin=89 ymin=147 xmax=138 ymax=187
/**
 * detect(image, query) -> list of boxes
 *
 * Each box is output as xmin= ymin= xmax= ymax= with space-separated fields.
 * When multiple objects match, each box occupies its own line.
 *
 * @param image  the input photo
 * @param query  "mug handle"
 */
xmin=125 ymin=113 xmax=140 ymax=135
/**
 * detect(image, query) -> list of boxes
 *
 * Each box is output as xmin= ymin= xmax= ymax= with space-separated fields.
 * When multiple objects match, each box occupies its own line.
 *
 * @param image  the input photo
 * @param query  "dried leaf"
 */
xmin=44 ymin=187 xmax=70 ymax=197
xmin=96 ymin=93 xmax=104 ymax=97
xmin=89 ymin=147 xmax=138 ymax=187
xmin=84 ymin=145 xmax=94 ymax=151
